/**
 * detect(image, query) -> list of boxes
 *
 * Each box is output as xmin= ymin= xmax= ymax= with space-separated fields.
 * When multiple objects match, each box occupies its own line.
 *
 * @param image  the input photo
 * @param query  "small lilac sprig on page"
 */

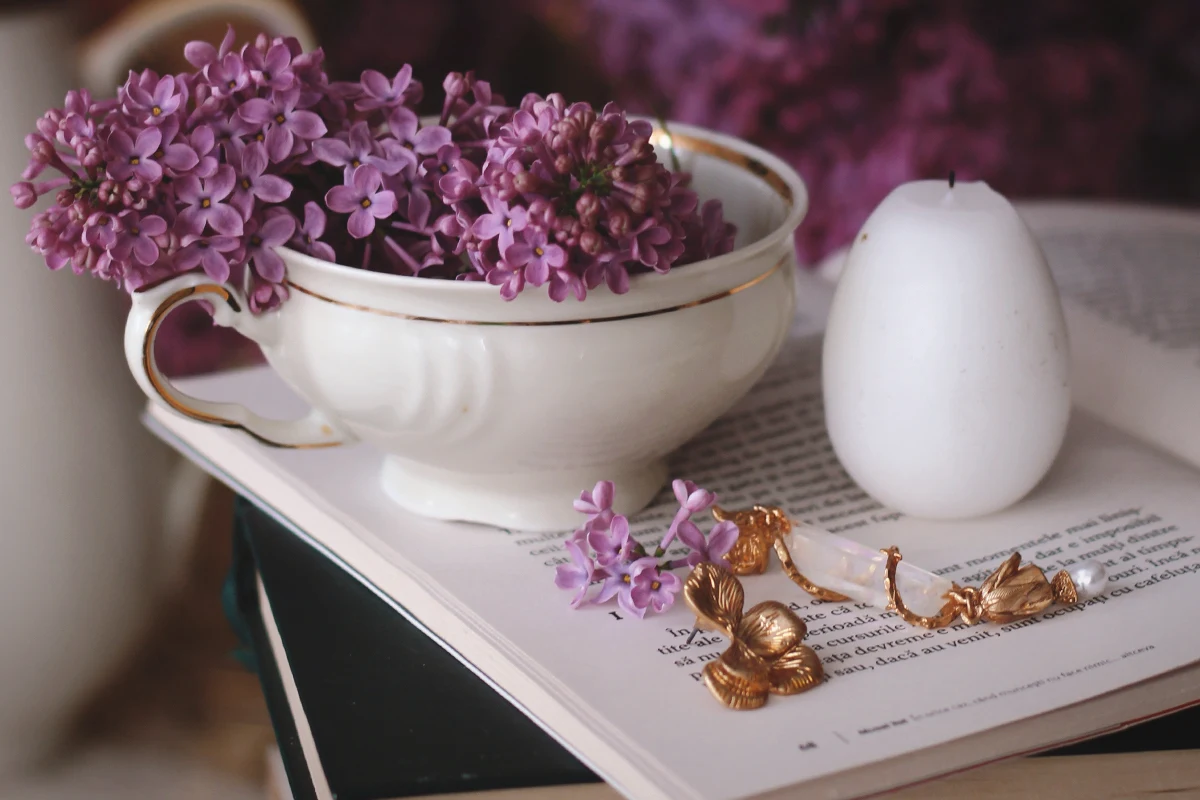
xmin=554 ymin=479 xmax=738 ymax=618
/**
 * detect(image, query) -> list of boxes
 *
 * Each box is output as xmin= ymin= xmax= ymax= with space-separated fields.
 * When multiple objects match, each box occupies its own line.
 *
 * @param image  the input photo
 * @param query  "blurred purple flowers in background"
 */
xmin=555 ymin=479 xmax=738 ymax=618
xmin=576 ymin=0 xmax=1200 ymax=265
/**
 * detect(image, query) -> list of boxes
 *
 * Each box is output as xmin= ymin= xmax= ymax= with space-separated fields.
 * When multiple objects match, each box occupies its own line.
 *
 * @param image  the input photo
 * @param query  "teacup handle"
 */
xmin=125 ymin=273 xmax=347 ymax=449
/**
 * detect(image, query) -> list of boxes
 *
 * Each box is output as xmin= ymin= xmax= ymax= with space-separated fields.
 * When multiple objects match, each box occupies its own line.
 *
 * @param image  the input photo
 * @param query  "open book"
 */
xmin=148 ymin=203 xmax=1200 ymax=800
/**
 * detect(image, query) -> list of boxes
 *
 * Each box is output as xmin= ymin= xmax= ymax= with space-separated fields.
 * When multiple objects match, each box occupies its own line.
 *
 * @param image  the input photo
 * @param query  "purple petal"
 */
xmin=260 ymin=214 xmax=296 ymax=247
xmin=675 ymin=520 xmax=706 ymax=551
xmin=287 ymin=110 xmax=326 ymax=140
xmin=134 ymin=159 xmax=163 ymax=183
xmin=253 ymin=248 xmax=286 ymax=282
xmin=175 ymin=207 xmax=205 ymax=238
xmin=472 ymin=213 xmax=504 ymax=239
xmin=352 ymin=164 xmax=382 ymax=194
xmin=707 ymin=521 xmax=740 ymax=560
xmin=360 ymin=69 xmax=392 ymax=98
xmin=134 ymin=127 xmax=162 ymax=158
xmin=208 ymin=165 xmax=236 ymax=200
xmin=161 ymin=143 xmax=198 ymax=171
xmin=312 ymin=137 xmax=350 ymax=166
xmin=255 ymin=174 xmax=292 ymax=203
xmin=506 ymin=242 xmax=534 ymax=267
xmin=239 ymin=98 xmax=274 ymax=124
xmin=592 ymin=481 xmax=614 ymax=511
xmin=302 ymin=201 xmax=325 ymax=238
xmin=411 ymin=125 xmax=451 ymax=154
xmin=525 ymin=258 xmax=549 ymax=286
xmin=185 ymin=40 xmax=217 ymax=68
xmin=208 ymin=204 xmax=244 ymax=236
xmin=542 ymin=243 xmax=566 ymax=268
xmin=264 ymin=43 xmax=291 ymax=74
xmin=140 ymin=215 xmax=167 ymax=236
xmin=200 ymin=247 xmax=230 ymax=283
xmin=132 ymin=236 xmax=159 ymax=266
xmin=242 ymin=141 xmax=269 ymax=177
xmin=369 ymin=190 xmax=397 ymax=219
xmin=325 ymin=184 xmax=358 ymax=214
xmin=266 ymin=125 xmax=292 ymax=163
xmin=406 ymin=189 xmax=431 ymax=229
xmin=346 ymin=208 xmax=375 ymax=238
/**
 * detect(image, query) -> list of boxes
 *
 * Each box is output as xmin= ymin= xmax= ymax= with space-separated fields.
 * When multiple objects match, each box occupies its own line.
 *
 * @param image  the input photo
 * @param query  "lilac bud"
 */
xmin=97 ymin=180 xmax=119 ymax=204
xmin=10 ymin=182 xmax=36 ymax=209
xmin=81 ymin=145 xmax=103 ymax=169
xmin=575 ymin=191 xmax=600 ymax=218
xmin=55 ymin=189 xmax=74 ymax=207
xmin=32 ymin=140 xmax=56 ymax=164
xmin=443 ymin=71 xmax=467 ymax=99
xmin=512 ymin=171 xmax=543 ymax=194
xmin=579 ymin=230 xmax=603 ymax=255
xmin=607 ymin=208 xmax=631 ymax=238
xmin=554 ymin=154 xmax=575 ymax=175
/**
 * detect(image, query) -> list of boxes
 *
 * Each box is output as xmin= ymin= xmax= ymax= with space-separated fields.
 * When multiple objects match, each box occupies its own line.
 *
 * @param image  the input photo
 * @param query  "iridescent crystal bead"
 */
xmin=782 ymin=524 xmax=954 ymax=618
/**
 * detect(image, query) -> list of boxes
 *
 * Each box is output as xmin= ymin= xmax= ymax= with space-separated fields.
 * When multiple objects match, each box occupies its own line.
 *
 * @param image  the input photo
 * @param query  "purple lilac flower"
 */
xmin=587 ymin=514 xmax=633 ymax=567
xmin=659 ymin=478 xmax=717 ymax=550
xmin=594 ymin=556 xmax=656 ymax=617
xmin=123 ymin=74 xmax=183 ymax=125
xmin=325 ymin=165 xmax=397 ymax=238
xmin=472 ymin=193 xmax=528 ymax=252
xmin=573 ymin=480 xmax=615 ymax=525
xmin=554 ymin=538 xmax=600 ymax=609
xmin=243 ymin=214 xmax=296 ymax=282
xmin=505 ymin=227 xmax=565 ymax=287
xmin=676 ymin=519 xmax=739 ymax=569
xmin=294 ymin=201 xmax=335 ymax=261
xmin=107 ymin=127 xmax=163 ymax=182
xmin=231 ymin=141 xmax=293 ymax=219
xmin=485 ymin=261 xmax=525 ymax=300
xmin=175 ymin=234 xmax=240 ymax=282
xmin=113 ymin=211 xmax=166 ymax=265
xmin=248 ymin=270 xmax=289 ymax=313
xmin=356 ymin=66 xmax=417 ymax=112
xmin=630 ymin=564 xmax=681 ymax=615
xmin=244 ymin=41 xmax=297 ymax=92
xmin=312 ymin=121 xmax=404 ymax=181
xmin=239 ymin=89 xmax=326 ymax=163
xmin=11 ymin=27 xmax=739 ymax=322
xmin=175 ymin=165 xmax=243 ymax=236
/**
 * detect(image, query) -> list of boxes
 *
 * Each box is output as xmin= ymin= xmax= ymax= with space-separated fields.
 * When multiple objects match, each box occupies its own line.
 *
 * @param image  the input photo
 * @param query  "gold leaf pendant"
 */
xmin=683 ymin=563 xmax=824 ymax=710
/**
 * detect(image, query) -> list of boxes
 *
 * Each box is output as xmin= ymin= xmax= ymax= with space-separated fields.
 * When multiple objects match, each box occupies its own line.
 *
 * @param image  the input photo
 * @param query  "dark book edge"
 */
xmin=236 ymin=497 xmax=600 ymax=800
xmin=232 ymin=504 xmax=319 ymax=800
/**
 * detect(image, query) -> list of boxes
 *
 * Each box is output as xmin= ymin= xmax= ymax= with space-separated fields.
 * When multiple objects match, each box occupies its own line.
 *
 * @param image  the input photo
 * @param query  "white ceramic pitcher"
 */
xmin=0 ymin=1 xmax=313 ymax=779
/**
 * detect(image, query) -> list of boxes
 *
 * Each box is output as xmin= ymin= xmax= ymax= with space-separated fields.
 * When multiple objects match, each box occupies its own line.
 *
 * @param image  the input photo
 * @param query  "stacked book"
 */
xmin=151 ymin=203 xmax=1200 ymax=799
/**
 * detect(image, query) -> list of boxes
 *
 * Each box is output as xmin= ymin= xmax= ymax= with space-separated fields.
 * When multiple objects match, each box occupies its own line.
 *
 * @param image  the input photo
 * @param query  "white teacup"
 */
xmin=125 ymin=123 xmax=807 ymax=530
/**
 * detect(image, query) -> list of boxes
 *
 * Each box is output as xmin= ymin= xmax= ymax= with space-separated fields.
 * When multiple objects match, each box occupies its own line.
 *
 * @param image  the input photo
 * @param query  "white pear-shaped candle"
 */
xmin=822 ymin=177 xmax=1070 ymax=519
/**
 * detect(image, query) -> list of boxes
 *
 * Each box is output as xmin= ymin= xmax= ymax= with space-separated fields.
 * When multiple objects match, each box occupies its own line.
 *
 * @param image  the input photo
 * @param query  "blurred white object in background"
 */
xmin=0 ymin=0 xmax=313 ymax=782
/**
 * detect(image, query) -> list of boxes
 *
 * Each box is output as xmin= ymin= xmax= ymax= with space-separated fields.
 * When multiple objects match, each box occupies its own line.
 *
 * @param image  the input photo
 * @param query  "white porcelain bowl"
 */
xmin=125 ymin=123 xmax=808 ymax=530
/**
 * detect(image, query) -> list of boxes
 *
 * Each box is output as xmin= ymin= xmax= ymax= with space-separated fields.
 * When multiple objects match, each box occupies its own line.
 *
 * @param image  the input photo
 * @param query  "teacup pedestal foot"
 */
xmin=380 ymin=456 xmax=669 ymax=532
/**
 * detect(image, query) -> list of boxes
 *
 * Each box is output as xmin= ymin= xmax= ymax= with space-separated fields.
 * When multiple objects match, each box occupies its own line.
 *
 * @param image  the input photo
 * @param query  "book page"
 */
xmin=157 ymin=327 xmax=1200 ymax=800
xmin=814 ymin=203 xmax=1200 ymax=470
xmin=1019 ymin=203 xmax=1200 ymax=470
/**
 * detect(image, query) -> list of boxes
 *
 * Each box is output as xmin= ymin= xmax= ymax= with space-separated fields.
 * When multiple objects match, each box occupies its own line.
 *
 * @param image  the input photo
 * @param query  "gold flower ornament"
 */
xmin=683 ymin=563 xmax=824 ymax=710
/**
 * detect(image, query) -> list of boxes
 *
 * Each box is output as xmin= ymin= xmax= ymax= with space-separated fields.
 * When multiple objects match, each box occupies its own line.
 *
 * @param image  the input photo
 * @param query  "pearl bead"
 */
xmin=1067 ymin=561 xmax=1107 ymax=601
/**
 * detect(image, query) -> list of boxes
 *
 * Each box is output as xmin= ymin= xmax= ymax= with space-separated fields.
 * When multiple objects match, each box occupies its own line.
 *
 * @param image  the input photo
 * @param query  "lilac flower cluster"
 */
xmin=11 ymin=28 xmax=736 ymax=308
xmin=435 ymin=93 xmax=735 ymax=300
xmin=555 ymin=479 xmax=738 ymax=617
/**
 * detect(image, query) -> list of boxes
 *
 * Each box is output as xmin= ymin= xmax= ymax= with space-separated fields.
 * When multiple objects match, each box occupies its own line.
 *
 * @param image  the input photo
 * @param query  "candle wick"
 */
xmin=948 ymin=170 xmax=956 ymax=189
